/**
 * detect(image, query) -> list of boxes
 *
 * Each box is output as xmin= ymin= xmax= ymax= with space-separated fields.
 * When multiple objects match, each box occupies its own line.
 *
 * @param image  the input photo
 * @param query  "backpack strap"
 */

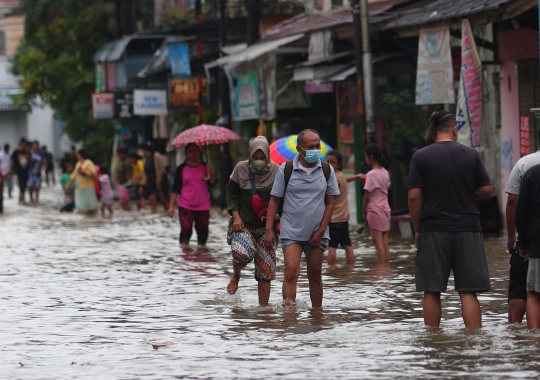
xmin=283 ymin=160 xmax=294 ymax=195
xmin=321 ymin=161 xmax=330 ymax=182
xmin=247 ymin=167 xmax=257 ymax=196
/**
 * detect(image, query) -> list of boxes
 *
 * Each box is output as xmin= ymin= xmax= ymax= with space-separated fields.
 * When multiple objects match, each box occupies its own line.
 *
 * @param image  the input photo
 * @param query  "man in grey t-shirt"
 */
xmin=264 ymin=129 xmax=340 ymax=308
xmin=505 ymin=138 xmax=540 ymax=323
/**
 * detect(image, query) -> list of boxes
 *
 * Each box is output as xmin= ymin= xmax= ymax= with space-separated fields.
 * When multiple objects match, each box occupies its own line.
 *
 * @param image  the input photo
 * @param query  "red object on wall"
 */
xmin=521 ymin=116 xmax=531 ymax=156
xmin=498 ymin=29 xmax=539 ymax=61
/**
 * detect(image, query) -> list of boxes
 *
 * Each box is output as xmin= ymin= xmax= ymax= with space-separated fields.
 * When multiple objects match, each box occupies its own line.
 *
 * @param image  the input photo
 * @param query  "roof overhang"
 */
xmin=93 ymin=34 xmax=168 ymax=63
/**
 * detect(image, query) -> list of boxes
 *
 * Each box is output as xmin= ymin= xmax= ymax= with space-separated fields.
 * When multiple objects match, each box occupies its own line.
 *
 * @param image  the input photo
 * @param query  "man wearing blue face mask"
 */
xmin=264 ymin=129 xmax=340 ymax=308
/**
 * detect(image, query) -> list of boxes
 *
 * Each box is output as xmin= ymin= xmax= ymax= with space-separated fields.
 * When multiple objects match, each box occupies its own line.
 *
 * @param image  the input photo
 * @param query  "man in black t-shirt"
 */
xmin=407 ymin=111 xmax=493 ymax=328
xmin=11 ymin=139 xmax=31 ymax=204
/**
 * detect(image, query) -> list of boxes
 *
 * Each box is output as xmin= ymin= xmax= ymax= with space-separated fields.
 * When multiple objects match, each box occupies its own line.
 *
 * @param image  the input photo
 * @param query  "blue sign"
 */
xmin=167 ymin=43 xmax=191 ymax=78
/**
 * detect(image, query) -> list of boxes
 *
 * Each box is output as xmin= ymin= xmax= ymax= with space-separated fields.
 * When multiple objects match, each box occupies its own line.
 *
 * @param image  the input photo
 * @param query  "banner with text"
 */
xmin=134 ymin=90 xmax=168 ymax=116
xmin=457 ymin=19 xmax=483 ymax=148
xmin=91 ymin=92 xmax=114 ymax=119
xmin=415 ymin=26 xmax=455 ymax=105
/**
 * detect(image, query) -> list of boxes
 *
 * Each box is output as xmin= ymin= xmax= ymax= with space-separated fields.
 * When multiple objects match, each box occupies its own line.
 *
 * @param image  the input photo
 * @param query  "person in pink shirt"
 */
xmin=169 ymin=143 xmax=216 ymax=247
xmin=98 ymin=166 xmax=114 ymax=216
xmin=362 ymin=143 xmax=391 ymax=265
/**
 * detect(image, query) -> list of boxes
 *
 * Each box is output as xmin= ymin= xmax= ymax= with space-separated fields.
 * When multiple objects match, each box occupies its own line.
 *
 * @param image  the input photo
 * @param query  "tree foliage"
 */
xmin=11 ymin=0 xmax=119 ymax=162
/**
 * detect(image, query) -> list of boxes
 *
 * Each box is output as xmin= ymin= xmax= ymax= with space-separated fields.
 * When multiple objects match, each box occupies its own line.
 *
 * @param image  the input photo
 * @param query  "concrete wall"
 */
xmin=26 ymin=105 xmax=55 ymax=153
xmin=0 ymin=109 xmax=27 ymax=148
xmin=499 ymin=60 xmax=521 ymax=222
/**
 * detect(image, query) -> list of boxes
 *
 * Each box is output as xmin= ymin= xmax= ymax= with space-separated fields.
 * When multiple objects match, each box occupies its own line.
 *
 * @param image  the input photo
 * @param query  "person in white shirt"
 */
xmin=0 ymin=143 xmax=13 ymax=198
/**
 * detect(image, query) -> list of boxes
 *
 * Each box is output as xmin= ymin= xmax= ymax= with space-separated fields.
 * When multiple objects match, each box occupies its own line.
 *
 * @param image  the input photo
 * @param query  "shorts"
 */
xmin=329 ymin=222 xmax=352 ymax=248
xmin=231 ymin=228 xmax=276 ymax=281
xmin=415 ymin=231 xmax=491 ymax=293
xmin=527 ymin=258 xmax=540 ymax=293
xmin=508 ymin=249 xmax=528 ymax=301
xmin=281 ymin=238 xmax=330 ymax=254
xmin=17 ymin=173 xmax=28 ymax=192
xmin=142 ymin=183 xmax=157 ymax=199
xmin=27 ymin=173 xmax=41 ymax=189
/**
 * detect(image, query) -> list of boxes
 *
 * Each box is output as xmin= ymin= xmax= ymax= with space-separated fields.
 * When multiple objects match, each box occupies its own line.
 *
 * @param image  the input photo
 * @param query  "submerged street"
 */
xmin=0 ymin=185 xmax=539 ymax=379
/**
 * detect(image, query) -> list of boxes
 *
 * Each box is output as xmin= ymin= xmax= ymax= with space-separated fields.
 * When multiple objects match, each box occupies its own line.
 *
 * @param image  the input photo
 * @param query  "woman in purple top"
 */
xmin=169 ymin=143 xmax=216 ymax=247
xmin=361 ymin=143 xmax=391 ymax=265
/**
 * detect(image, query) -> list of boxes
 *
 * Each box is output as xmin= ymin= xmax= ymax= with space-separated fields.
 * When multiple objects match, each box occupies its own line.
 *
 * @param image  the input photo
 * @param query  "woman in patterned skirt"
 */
xmin=226 ymin=136 xmax=280 ymax=305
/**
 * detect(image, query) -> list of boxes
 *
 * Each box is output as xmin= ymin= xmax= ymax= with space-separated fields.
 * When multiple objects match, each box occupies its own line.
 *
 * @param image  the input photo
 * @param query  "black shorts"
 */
xmin=508 ymin=249 xmax=528 ymax=302
xmin=415 ymin=231 xmax=491 ymax=293
xmin=142 ymin=183 xmax=157 ymax=199
xmin=17 ymin=173 xmax=28 ymax=193
xmin=329 ymin=222 xmax=352 ymax=248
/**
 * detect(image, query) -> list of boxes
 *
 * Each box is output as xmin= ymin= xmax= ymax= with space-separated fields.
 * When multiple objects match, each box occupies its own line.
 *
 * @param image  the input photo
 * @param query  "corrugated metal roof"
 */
xmin=384 ymin=0 xmax=513 ymax=30
xmin=137 ymin=36 xmax=196 ymax=79
xmin=260 ymin=0 xmax=410 ymax=41
xmin=93 ymin=35 xmax=167 ymax=63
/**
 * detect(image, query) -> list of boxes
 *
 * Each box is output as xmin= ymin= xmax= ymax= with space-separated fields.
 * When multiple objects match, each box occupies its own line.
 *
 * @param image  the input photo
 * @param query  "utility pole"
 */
xmin=219 ymin=0 xmax=232 ymax=209
xmin=196 ymin=0 xmax=204 ymax=124
xmin=245 ymin=0 xmax=261 ymax=45
xmin=351 ymin=0 xmax=367 ymax=223
xmin=360 ymin=0 xmax=375 ymax=142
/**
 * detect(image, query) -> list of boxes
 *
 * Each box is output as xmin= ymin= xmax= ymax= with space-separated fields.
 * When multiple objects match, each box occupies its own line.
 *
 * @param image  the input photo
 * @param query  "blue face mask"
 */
xmin=300 ymin=147 xmax=321 ymax=163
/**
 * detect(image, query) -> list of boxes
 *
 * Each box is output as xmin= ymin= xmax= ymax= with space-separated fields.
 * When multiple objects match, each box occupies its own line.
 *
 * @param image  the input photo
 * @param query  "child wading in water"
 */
xmin=326 ymin=150 xmax=364 ymax=267
xmin=98 ymin=166 xmax=114 ymax=216
xmin=362 ymin=144 xmax=391 ymax=265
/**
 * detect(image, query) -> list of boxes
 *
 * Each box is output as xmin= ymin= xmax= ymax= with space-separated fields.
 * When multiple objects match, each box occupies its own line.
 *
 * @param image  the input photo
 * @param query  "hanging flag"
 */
xmin=415 ymin=26 xmax=454 ymax=105
xmin=457 ymin=19 xmax=483 ymax=148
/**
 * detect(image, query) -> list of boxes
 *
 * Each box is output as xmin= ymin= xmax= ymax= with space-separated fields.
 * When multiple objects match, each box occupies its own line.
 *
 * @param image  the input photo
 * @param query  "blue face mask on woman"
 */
xmin=299 ymin=147 xmax=321 ymax=163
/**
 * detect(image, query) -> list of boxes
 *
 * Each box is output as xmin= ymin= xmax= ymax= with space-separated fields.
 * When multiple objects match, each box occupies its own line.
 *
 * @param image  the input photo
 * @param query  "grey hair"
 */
xmin=297 ymin=129 xmax=320 ymax=146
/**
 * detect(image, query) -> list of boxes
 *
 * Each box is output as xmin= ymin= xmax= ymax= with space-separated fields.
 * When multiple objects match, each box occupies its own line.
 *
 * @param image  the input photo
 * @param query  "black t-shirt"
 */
xmin=516 ymin=164 xmax=540 ymax=257
xmin=406 ymin=141 xmax=492 ymax=232
xmin=11 ymin=149 xmax=30 ymax=176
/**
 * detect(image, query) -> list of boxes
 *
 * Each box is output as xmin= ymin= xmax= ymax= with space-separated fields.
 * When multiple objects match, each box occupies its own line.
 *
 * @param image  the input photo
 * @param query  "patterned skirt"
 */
xmin=231 ymin=227 xmax=276 ymax=281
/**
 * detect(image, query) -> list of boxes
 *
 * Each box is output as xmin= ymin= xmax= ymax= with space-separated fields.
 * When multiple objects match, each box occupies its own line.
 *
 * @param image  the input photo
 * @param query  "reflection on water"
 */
xmin=1 ymin=186 xmax=539 ymax=378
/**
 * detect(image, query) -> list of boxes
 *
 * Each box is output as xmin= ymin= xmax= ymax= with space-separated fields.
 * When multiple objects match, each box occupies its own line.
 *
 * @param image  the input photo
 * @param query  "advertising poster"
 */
xmin=415 ymin=26 xmax=455 ymax=105
xmin=114 ymin=91 xmax=134 ymax=119
xmin=133 ymin=89 xmax=168 ymax=116
xmin=91 ymin=93 xmax=114 ymax=119
xmin=227 ymin=65 xmax=259 ymax=121
xmin=456 ymin=19 xmax=483 ymax=148
xmin=167 ymin=42 xmax=191 ymax=78
xmin=521 ymin=116 xmax=531 ymax=156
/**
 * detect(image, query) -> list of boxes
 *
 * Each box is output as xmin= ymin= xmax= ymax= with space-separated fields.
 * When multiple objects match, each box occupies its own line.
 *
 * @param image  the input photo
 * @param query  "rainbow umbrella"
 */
xmin=269 ymin=135 xmax=332 ymax=165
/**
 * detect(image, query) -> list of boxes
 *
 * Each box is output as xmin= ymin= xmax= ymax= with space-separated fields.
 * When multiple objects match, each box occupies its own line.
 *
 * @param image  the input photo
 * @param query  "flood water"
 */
xmin=1 ymin=185 xmax=539 ymax=379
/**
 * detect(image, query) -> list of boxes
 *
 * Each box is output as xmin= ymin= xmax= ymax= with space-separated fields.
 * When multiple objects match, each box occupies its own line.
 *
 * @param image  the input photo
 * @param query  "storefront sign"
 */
xmin=415 ymin=26 xmax=455 ymax=105
xmin=167 ymin=42 xmax=191 ymax=78
xmin=95 ymin=64 xmax=105 ymax=92
xmin=133 ymin=90 xmax=168 ymax=115
xmin=305 ymin=80 xmax=334 ymax=94
xmin=457 ymin=19 xmax=483 ymax=148
xmin=114 ymin=91 xmax=134 ymax=119
xmin=91 ymin=92 xmax=114 ymax=119
xmin=521 ymin=116 xmax=531 ymax=156
xmin=170 ymin=78 xmax=206 ymax=108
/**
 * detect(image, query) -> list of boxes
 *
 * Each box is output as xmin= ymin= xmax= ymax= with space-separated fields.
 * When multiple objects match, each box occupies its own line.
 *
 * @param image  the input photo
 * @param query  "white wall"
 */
xmin=0 ymin=110 xmax=27 ymax=149
xmin=26 ymin=105 xmax=55 ymax=152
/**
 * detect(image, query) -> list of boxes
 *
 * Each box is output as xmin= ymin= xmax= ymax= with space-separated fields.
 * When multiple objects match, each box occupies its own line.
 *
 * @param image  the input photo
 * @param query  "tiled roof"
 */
xmin=260 ymin=0 xmax=410 ymax=41
xmin=384 ymin=0 xmax=514 ymax=30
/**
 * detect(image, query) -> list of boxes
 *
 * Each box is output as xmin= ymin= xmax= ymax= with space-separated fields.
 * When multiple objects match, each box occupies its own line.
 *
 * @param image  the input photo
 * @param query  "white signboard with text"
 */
xmin=91 ymin=92 xmax=114 ymax=119
xmin=134 ymin=90 xmax=168 ymax=116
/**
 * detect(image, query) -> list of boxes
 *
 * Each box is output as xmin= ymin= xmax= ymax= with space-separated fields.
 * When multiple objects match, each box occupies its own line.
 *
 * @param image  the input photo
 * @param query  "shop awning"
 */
xmin=204 ymin=33 xmax=305 ymax=75
xmin=93 ymin=35 xmax=167 ymax=63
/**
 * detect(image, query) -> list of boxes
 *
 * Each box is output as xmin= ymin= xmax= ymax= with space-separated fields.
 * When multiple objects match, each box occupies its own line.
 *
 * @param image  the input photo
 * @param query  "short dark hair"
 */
xmin=78 ymin=148 xmax=90 ymax=159
xmin=327 ymin=150 xmax=343 ymax=170
xmin=365 ymin=143 xmax=390 ymax=169
xmin=185 ymin=143 xmax=200 ymax=153
xmin=425 ymin=111 xmax=456 ymax=142
xmin=99 ymin=165 xmax=109 ymax=175
xmin=140 ymin=142 xmax=154 ymax=153
xmin=297 ymin=129 xmax=320 ymax=146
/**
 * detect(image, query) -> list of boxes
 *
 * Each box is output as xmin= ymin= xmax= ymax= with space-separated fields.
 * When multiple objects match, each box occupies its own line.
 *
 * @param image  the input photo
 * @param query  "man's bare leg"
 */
xmin=282 ymin=244 xmax=303 ymax=304
xmin=459 ymin=291 xmax=482 ymax=328
xmin=227 ymin=260 xmax=247 ymax=294
xmin=526 ymin=291 xmax=540 ymax=329
xmin=344 ymin=245 xmax=355 ymax=266
xmin=508 ymin=299 xmax=526 ymax=323
xmin=258 ymin=280 xmax=271 ymax=306
xmin=327 ymin=247 xmax=337 ymax=266
xmin=306 ymin=247 xmax=324 ymax=308
xmin=423 ymin=292 xmax=442 ymax=327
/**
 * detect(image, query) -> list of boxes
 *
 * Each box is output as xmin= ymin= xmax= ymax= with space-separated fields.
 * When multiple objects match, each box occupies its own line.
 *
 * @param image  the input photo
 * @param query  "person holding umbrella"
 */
xmin=226 ymin=136 xmax=280 ymax=305
xmin=169 ymin=143 xmax=216 ymax=247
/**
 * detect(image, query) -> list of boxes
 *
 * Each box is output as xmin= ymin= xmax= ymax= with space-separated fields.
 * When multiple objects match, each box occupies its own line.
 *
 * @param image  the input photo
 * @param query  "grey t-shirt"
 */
xmin=505 ymin=151 xmax=540 ymax=194
xmin=271 ymin=155 xmax=340 ymax=241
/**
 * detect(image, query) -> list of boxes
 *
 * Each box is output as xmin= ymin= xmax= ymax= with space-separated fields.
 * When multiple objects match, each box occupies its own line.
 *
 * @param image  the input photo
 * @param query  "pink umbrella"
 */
xmin=170 ymin=124 xmax=242 ymax=148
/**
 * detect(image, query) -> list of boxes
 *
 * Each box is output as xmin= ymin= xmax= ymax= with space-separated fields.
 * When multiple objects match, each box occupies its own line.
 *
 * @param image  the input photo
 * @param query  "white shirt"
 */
xmin=0 ymin=151 xmax=11 ymax=175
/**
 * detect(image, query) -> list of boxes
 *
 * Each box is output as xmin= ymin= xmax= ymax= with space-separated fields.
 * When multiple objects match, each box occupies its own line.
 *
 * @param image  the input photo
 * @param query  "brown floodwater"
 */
xmin=0 ymin=185 xmax=539 ymax=379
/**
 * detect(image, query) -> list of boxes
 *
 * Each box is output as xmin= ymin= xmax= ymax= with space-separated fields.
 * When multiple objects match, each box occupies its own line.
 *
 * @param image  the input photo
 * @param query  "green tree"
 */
xmin=11 ymin=0 xmax=120 ymax=162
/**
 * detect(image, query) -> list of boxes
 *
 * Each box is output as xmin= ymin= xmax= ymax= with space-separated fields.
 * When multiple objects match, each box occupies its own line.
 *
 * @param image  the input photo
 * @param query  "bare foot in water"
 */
xmin=227 ymin=272 xmax=240 ymax=294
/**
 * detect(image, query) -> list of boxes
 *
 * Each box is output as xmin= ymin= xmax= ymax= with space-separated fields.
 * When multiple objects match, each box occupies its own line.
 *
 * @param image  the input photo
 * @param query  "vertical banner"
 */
xmin=415 ymin=26 xmax=455 ymax=105
xmin=521 ymin=116 xmax=531 ymax=156
xmin=457 ymin=19 xmax=483 ymax=148
xmin=167 ymin=42 xmax=191 ymax=78
xmin=308 ymin=30 xmax=333 ymax=61
xmin=227 ymin=62 xmax=260 ymax=121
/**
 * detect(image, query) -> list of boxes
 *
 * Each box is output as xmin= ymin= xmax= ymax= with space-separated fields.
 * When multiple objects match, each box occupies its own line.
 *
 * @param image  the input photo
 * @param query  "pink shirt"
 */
xmin=178 ymin=164 xmax=211 ymax=211
xmin=99 ymin=174 xmax=114 ymax=201
xmin=364 ymin=168 xmax=391 ymax=232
